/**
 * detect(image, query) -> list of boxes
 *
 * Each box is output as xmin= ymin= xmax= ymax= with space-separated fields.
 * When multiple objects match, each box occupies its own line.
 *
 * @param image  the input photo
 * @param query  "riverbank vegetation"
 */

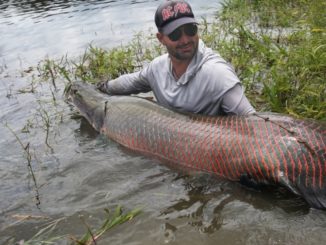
xmin=38 ymin=0 xmax=325 ymax=120
xmin=202 ymin=0 xmax=326 ymax=120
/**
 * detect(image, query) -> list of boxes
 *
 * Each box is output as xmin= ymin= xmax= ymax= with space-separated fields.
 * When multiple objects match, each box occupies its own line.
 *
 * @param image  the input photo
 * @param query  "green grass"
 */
xmin=71 ymin=206 xmax=141 ymax=245
xmin=202 ymin=0 xmax=326 ymax=119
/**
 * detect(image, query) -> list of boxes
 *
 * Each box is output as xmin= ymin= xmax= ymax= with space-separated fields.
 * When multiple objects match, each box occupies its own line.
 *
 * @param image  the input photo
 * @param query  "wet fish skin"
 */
xmin=68 ymin=81 xmax=326 ymax=210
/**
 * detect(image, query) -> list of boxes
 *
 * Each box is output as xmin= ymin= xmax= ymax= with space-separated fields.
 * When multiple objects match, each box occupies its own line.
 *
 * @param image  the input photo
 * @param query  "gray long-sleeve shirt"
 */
xmin=104 ymin=40 xmax=255 ymax=116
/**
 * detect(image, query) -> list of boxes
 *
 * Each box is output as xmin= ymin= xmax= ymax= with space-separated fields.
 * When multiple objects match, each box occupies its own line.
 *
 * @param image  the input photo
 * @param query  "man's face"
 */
xmin=157 ymin=24 xmax=199 ymax=61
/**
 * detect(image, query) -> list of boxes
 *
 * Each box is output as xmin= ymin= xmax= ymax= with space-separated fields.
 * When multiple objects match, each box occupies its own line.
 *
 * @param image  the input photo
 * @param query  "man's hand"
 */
xmin=96 ymin=80 xmax=108 ymax=93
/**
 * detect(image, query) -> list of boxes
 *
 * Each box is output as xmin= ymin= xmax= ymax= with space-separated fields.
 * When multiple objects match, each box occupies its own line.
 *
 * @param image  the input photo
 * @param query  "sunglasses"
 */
xmin=167 ymin=24 xmax=198 ymax=42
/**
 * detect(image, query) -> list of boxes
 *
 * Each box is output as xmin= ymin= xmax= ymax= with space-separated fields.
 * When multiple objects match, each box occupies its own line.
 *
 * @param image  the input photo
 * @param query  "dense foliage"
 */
xmin=201 ymin=0 xmax=326 ymax=119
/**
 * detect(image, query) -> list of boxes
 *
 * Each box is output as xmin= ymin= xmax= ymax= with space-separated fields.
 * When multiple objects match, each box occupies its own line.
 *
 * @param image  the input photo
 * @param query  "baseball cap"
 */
xmin=155 ymin=0 xmax=198 ymax=35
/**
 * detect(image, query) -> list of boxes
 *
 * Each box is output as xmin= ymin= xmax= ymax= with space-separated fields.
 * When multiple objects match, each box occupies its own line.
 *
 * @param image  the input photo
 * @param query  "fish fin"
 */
xmin=295 ymin=176 xmax=326 ymax=210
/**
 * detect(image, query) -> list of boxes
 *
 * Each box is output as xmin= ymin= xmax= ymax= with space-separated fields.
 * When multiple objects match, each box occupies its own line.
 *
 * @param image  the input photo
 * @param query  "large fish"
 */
xmin=68 ymin=81 xmax=326 ymax=209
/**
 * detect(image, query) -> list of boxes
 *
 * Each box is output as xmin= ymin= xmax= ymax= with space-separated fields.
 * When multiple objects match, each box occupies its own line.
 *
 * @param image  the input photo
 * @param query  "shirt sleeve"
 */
xmin=106 ymin=69 xmax=151 ymax=95
xmin=221 ymin=84 xmax=256 ymax=115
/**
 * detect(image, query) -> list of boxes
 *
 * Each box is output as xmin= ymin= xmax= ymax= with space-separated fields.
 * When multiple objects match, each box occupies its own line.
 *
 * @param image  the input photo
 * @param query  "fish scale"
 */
xmin=69 ymin=82 xmax=326 ymax=209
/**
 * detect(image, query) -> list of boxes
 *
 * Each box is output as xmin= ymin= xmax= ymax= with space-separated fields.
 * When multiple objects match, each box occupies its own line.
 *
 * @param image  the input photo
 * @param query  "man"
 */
xmin=98 ymin=0 xmax=255 ymax=116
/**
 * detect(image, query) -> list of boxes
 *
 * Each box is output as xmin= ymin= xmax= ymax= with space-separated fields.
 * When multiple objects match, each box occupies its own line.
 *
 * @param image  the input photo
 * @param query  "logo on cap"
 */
xmin=155 ymin=0 xmax=196 ymax=34
xmin=161 ymin=2 xmax=191 ymax=21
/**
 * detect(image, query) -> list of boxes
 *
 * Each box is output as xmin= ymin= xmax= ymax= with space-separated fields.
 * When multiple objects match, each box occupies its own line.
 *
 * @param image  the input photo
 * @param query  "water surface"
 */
xmin=1 ymin=1 xmax=326 ymax=245
xmin=0 ymin=0 xmax=216 ymax=71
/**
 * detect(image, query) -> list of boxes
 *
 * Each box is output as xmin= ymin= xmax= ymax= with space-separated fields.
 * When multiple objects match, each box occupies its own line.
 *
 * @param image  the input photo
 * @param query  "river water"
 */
xmin=1 ymin=0 xmax=326 ymax=244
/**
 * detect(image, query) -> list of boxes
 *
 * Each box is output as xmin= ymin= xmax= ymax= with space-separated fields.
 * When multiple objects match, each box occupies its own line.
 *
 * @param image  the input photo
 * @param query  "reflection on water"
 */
xmin=0 ymin=0 xmax=217 ymax=71
xmin=0 ymin=0 xmax=144 ymax=23
xmin=0 ymin=0 xmax=158 ymax=69
xmin=0 ymin=0 xmax=117 ymax=13
xmin=1 ymin=0 xmax=326 ymax=245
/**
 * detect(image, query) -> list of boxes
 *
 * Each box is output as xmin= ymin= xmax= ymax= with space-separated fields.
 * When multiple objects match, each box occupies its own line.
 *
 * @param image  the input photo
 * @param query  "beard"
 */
xmin=166 ymin=39 xmax=198 ymax=61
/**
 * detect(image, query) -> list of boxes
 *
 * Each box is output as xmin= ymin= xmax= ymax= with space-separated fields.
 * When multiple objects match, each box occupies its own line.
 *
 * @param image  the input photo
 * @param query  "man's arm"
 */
xmin=97 ymin=71 xmax=151 ymax=95
xmin=221 ymin=84 xmax=255 ymax=115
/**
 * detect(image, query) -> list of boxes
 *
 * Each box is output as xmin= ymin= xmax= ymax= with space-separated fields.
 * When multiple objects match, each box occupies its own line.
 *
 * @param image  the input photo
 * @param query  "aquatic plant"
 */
xmin=5 ymin=207 xmax=140 ymax=245
xmin=71 ymin=206 xmax=141 ymax=245
xmin=11 ymin=218 xmax=66 ymax=245
xmin=4 ymin=123 xmax=41 ymax=207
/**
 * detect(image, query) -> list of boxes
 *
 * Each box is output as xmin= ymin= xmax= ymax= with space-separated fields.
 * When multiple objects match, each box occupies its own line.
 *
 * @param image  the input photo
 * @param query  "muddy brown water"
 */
xmin=1 ymin=1 xmax=326 ymax=244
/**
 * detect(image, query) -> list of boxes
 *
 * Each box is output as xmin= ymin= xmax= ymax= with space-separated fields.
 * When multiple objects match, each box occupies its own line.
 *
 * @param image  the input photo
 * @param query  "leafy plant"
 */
xmin=71 ymin=206 xmax=141 ymax=245
xmin=202 ymin=0 xmax=325 ymax=119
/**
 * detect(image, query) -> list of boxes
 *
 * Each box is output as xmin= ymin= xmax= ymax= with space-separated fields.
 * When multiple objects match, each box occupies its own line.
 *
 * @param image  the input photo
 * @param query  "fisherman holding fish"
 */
xmin=97 ymin=0 xmax=255 ymax=116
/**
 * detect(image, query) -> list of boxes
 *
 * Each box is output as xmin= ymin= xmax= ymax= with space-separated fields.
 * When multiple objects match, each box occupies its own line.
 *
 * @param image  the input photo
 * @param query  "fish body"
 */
xmin=68 ymin=82 xmax=326 ymax=209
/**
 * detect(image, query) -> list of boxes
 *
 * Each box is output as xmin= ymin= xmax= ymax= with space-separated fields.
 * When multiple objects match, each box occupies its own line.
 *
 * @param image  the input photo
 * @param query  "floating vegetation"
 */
xmin=11 ymin=218 xmax=65 ymax=245
xmin=5 ymin=207 xmax=141 ymax=245
xmin=4 ymin=123 xmax=41 ymax=207
xmin=71 ymin=206 xmax=141 ymax=245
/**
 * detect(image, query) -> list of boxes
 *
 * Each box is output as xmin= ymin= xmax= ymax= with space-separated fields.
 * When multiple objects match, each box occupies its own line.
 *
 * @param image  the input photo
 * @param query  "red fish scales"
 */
xmin=69 ymin=82 xmax=326 ymax=209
